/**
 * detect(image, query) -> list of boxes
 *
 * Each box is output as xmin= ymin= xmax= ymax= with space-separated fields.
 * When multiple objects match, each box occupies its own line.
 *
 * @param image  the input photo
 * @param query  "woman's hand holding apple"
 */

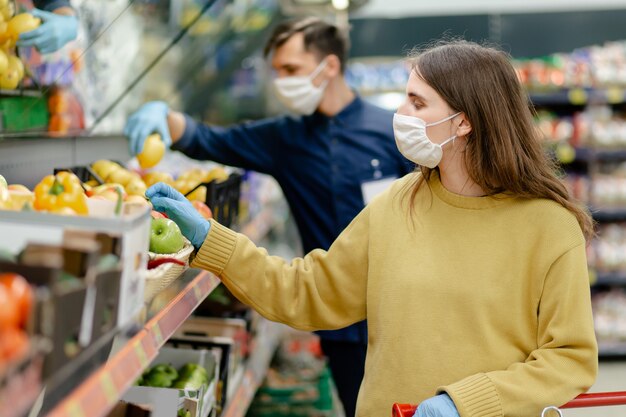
xmin=146 ymin=183 xmax=210 ymax=249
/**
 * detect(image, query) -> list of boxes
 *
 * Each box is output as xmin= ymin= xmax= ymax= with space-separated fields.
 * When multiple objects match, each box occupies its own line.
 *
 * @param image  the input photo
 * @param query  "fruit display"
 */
xmin=0 ymin=272 xmax=33 ymax=368
xmin=0 ymin=174 xmax=34 ymax=211
xmin=90 ymin=159 xmax=225 ymax=219
xmin=0 ymin=13 xmax=40 ymax=90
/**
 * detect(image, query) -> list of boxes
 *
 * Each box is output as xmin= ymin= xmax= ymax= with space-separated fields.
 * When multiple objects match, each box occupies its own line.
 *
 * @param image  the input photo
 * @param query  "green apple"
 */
xmin=0 ymin=174 xmax=7 ymax=189
xmin=150 ymin=218 xmax=185 ymax=254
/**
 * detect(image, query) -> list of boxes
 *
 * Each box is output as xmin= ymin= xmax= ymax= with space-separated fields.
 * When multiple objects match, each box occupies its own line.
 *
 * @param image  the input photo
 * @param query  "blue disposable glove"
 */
xmin=146 ymin=183 xmax=211 ymax=249
xmin=413 ymin=394 xmax=460 ymax=417
xmin=124 ymin=101 xmax=172 ymax=156
xmin=17 ymin=9 xmax=78 ymax=54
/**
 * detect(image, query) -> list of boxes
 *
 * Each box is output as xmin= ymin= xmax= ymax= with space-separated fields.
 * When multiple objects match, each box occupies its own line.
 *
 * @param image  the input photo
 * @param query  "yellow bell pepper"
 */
xmin=34 ymin=172 xmax=88 ymax=215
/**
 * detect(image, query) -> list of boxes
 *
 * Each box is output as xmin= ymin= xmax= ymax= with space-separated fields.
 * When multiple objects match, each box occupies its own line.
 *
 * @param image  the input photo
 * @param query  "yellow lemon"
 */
xmin=137 ymin=133 xmax=165 ymax=169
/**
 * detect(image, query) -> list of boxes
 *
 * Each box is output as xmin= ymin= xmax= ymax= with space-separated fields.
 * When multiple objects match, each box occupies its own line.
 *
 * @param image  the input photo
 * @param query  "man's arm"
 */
xmin=33 ymin=0 xmax=74 ymax=14
xmin=170 ymin=111 xmax=284 ymax=176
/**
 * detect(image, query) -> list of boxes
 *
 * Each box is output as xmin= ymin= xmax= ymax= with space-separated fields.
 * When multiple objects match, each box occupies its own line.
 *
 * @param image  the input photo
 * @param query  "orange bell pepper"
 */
xmin=34 ymin=171 xmax=88 ymax=215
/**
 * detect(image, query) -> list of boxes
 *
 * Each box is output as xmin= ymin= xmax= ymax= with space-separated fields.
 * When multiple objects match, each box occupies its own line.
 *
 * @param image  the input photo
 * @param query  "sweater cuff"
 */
xmin=191 ymin=219 xmax=237 ymax=276
xmin=438 ymin=373 xmax=502 ymax=417
xmin=171 ymin=113 xmax=198 ymax=152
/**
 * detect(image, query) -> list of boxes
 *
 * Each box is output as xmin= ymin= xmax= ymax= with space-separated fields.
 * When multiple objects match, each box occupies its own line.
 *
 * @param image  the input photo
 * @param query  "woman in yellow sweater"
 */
xmin=147 ymin=40 xmax=598 ymax=417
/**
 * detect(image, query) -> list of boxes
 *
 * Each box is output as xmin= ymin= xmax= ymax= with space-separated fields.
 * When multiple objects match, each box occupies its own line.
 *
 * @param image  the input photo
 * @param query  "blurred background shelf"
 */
xmin=222 ymin=319 xmax=286 ymax=417
xmin=43 ymin=269 xmax=221 ymax=417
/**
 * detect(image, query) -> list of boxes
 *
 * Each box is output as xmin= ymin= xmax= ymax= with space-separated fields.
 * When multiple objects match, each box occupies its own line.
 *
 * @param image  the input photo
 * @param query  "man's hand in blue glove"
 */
xmin=146 ymin=183 xmax=210 ymax=250
xmin=17 ymin=9 xmax=78 ymax=54
xmin=124 ymin=101 xmax=172 ymax=157
xmin=413 ymin=394 xmax=460 ymax=417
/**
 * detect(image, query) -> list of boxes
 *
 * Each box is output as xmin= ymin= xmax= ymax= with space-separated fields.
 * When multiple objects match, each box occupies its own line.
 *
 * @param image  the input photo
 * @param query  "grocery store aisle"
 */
xmin=562 ymin=362 xmax=626 ymax=417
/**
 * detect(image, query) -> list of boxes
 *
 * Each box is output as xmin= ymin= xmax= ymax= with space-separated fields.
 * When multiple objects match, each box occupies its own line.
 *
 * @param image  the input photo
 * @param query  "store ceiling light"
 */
xmin=332 ymin=0 xmax=350 ymax=10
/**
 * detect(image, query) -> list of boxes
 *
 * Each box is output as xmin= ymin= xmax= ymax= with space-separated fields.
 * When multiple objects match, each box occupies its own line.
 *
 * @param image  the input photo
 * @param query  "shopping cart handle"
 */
xmin=392 ymin=391 xmax=626 ymax=417
xmin=392 ymin=403 xmax=417 ymax=417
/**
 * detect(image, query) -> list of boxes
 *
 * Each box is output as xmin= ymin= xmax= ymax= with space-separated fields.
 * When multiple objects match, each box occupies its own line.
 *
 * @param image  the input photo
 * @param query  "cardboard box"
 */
xmin=123 ymin=347 xmax=219 ymax=417
xmin=0 ymin=205 xmax=150 ymax=326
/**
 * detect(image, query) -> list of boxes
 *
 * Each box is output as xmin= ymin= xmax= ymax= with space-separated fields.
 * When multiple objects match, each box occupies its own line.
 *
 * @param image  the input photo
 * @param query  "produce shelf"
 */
xmin=43 ymin=269 xmax=220 ymax=417
xmin=222 ymin=318 xmax=285 ymax=417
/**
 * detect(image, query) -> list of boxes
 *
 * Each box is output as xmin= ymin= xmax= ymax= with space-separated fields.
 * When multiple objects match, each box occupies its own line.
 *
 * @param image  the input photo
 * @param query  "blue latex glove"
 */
xmin=124 ymin=101 xmax=172 ymax=156
xmin=146 ymin=183 xmax=211 ymax=249
xmin=413 ymin=394 xmax=460 ymax=417
xmin=17 ymin=9 xmax=78 ymax=54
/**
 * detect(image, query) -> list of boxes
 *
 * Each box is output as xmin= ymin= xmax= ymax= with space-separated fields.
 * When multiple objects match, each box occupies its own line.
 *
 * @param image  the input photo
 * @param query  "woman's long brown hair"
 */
xmin=403 ymin=40 xmax=594 ymax=240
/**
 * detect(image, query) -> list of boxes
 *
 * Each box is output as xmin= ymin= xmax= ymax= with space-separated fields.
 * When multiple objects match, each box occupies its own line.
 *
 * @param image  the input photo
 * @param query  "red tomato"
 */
xmin=0 ymin=327 xmax=29 ymax=361
xmin=0 ymin=284 xmax=19 ymax=331
xmin=0 ymin=273 xmax=33 ymax=329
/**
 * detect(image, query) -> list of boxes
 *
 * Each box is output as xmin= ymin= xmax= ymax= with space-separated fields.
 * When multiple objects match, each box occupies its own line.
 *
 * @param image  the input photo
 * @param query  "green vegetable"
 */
xmin=143 ymin=371 xmax=174 ymax=388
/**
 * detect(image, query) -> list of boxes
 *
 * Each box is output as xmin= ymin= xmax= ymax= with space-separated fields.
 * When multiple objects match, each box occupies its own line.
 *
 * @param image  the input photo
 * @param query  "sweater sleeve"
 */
xmin=439 ymin=242 xmax=598 ymax=417
xmin=190 ymin=206 xmax=371 ymax=331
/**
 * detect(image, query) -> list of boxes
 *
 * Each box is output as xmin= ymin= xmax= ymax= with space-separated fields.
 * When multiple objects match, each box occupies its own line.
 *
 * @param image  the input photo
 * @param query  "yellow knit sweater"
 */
xmin=192 ymin=172 xmax=598 ymax=417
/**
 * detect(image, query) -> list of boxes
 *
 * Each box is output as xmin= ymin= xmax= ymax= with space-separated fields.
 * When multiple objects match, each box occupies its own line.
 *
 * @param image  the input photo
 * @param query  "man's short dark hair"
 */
xmin=264 ymin=17 xmax=349 ymax=73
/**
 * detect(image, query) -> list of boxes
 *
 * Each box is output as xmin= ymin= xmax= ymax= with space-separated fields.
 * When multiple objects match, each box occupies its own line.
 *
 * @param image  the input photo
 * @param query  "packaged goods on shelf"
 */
xmin=593 ymin=288 xmax=626 ymax=342
xmin=591 ymin=224 xmax=626 ymax=274
xmin=591 ymin=174 xmax=626 ymax=209
xmin=514 ymin=40 xmax=626 ymax=90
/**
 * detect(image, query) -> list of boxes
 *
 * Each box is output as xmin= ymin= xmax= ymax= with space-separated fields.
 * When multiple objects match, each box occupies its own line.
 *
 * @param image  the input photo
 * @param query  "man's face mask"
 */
xmin=273 ymin=58 xmax=329 ymax=115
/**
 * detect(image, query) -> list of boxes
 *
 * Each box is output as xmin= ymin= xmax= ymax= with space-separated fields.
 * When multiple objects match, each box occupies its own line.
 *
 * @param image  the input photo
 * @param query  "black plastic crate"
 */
xmin=53 ymin=165 xmax=104 ymax=185
xmin=185 ymin=173 xmax=242 ymax=227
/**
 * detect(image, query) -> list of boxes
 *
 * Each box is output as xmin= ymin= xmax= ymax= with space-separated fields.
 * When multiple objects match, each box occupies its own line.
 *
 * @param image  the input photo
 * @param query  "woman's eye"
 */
xmin=412 ymin=101 xmax=423 ymax=109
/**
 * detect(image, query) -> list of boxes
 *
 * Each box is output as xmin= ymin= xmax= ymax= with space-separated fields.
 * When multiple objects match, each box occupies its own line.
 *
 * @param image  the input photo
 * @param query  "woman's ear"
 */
xmin=456 ymin=113 xmax=472 ymax=138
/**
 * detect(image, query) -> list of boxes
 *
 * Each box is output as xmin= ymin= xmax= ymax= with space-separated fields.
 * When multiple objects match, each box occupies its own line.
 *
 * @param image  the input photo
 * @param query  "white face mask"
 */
xmin=393 ymin=112 xmax=461 ymax=168
xmin=273 ymin=59 xmax=328 ymax=115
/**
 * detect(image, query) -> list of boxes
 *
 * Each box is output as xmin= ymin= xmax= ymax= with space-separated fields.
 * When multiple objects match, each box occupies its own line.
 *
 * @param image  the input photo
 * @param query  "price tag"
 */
xmin=568 ymin=88 xmax=587 ymax=105
xmin=555 ymin=143 xmax=576 ymax=164
xmin=67 ymin=401 xmax=84 ymax=417
xmin=606 ymin=87 xmax=624 ymax=104
xmin=133 ymin=340 xmax=149 ymax=369
xmin=152 ymin=324 xmax=163 ymax=345
xmin=101 ymin=374 xmax=118 ymax=403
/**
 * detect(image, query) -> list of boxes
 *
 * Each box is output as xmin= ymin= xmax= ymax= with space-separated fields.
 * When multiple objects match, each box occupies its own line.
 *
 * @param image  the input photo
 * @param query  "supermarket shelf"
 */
xmin=592 ymin=209 xmax=626 ymax=222
xmin=530 ymin=88 xmax=626 ymax=106
xmin=563 ymin=147 xmax=626 ymax=163
xmin=0 ymin=88 xmax=43 ymax=98
xmin=222 ymin=318 xmax=286 ymax=417
xmin=594 ymin=272 xmax=626 ymax=287
xmin=598 ymin=342 xmax=626 ymax=359
xmin=43 ymin=269 xmax=221 ymax=417
xmin=0 ymin=134 xmax=129 ymax=189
